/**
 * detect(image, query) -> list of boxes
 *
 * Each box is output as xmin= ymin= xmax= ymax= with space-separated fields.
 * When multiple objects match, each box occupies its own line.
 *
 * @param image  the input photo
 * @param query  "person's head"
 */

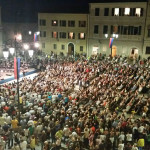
xmin=32 ymin=135 xmax=35 ymax=139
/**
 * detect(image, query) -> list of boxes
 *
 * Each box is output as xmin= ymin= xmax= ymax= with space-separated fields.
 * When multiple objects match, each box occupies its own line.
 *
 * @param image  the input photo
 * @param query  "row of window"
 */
xmin=41 ymin=43 xmax=84 ymax=51
xmin=95 ymin=7 xmax=143 ymax=17
xmin=94 ymin=25 xmax=142 ymax=35
xmin=40 ymin=31 xmax=86 ymax=39
xmin=40 ymin=27 xmax=149 ymax=38
xmin=40 ymin=19 xmax=86 ymax=27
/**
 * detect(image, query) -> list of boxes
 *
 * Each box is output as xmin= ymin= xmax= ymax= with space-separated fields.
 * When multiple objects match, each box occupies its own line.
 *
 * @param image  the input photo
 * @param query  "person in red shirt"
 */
xmin=91 ymin=126 xmax=96 ymax=134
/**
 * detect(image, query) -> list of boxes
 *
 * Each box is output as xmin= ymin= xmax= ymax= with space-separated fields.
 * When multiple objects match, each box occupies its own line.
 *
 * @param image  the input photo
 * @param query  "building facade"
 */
xmin=38 ymin=13 xmax=88 ymax=56
xmin=0 ymin=7 xmax=3 ymax=57
xmin=88 ymin=1 xmax=150 ymax=58
xmin=38 ymin=1 xmax=150 ymax=58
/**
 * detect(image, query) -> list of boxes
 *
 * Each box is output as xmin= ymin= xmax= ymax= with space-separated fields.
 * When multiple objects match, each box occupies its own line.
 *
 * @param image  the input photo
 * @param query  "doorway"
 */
xmin=112 ymin=46 xmax=117 ymax=57
xmin=130 ymin=48 xmax=138 ymax=59
xmin=92 ymin=46 xmax=98 ymax=55
xmin=68 ymin=43 xmax=74 ymax=56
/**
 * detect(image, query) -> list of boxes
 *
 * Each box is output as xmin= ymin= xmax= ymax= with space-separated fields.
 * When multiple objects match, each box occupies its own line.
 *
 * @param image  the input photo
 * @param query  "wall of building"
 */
xmin=0 ymin=7 xmax=3 ymax=57
xmin=143 ymin=0 xmax=150 ymax=58
xmin=88 ymin=2 xmax=148 ymax=58
xmin=38 ymin=13 xmax=88 ymax=56
xmin=38 ymin=1 xmax=150 ymax=58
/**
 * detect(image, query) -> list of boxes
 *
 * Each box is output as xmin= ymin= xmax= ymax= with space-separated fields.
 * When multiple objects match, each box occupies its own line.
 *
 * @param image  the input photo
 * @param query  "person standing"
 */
xmin=41 ymin=131 xmax=47 ymax=150
xmin=20 ymin=139 xmax=27 ymax=150
xmin=30 ymin=135 xmax=36 ymax=150
xmin=11 ymin=117 xmax=18 ymax=132
xmin=8 ymin=128 xmax=14 ymax=149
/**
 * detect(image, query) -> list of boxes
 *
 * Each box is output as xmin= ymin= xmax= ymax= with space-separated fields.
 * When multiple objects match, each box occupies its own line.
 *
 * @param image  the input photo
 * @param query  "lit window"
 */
xmin=80 ymin=33 xmax=85 ymax=39
xmin=52 ymin=20 xmax=58 ymax=26
xmin=124 ymin=8 xmax=130 ymax=15
xmin=52 ymin=32 xmax=58 ymax=38
xmin=114 ymin=8 xmax=119 ymax=16
xmin=135 ymin=8 xmax=141 ymax=17
xmin=69 ymin=32 xmax=75 ymax=39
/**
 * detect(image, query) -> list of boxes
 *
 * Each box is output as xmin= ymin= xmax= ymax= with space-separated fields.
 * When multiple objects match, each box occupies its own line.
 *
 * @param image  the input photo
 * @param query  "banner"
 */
xmin=14 ymin=57 xmax=21 ymax=79
xmin=109 ymin=38 xmax=114 ymax=48
xmin=34 ymin=33 xmax=38 ymax=42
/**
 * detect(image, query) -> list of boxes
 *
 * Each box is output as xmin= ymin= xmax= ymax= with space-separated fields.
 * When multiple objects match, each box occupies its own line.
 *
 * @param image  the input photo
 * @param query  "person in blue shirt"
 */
xmin=58 ymin=93 xmax=62 ymax=99
xmin=48 ymin=95 xmax=52 ymax=100
xmin=64 ymin=97 xmax=69 ymax=105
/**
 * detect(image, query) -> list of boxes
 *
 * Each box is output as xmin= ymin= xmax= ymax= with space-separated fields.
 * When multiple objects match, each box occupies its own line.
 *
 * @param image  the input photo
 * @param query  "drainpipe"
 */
xmin=87 ymin=14 xmax=90 ymax=58
xmin=142 ymin=0 xmax=149 ymax=58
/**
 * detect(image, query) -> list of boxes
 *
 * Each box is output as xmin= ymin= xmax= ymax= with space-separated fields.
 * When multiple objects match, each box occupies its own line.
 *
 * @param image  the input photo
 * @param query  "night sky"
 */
xmin=0 ymin=0 xmax=147 ymax=23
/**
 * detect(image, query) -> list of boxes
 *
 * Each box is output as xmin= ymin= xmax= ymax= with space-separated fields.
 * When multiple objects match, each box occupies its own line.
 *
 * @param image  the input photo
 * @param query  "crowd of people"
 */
xmin=0 ymin=54 xmax=150 ymax=150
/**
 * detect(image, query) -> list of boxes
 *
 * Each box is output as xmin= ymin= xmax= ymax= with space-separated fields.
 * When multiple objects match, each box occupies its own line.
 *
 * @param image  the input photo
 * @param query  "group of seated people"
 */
xmin=0 ymin=54 xmax=149 ymax=150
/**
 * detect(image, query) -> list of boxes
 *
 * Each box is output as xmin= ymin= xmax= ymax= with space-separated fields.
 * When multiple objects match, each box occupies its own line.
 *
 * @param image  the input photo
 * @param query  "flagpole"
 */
xmin=17 ymin=60 xmax=20 ymax=124
xmin=15 ymin=38 xmax=20 ymax=125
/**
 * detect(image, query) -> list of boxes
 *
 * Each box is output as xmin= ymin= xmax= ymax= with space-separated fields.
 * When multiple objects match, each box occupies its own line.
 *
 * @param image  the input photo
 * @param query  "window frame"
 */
xmin=68 ymin=20 xmax=75 ymax=27
xmin=95 ymin=8 xmax=100 ymax=16
xmin=146 ymin=47 xmax=150 ymax=54
xmin=60 ymin=20 xmax=66 ymax=27
xmin=104 ymin=8 xmax=109 ymax=16
xmin=80 ymin=46 xmax=83 ymax=51
xmin=53 ymin=44 xmax=57 ymax=49
xmin=94 ymin=25 xmax=99 ymax=34
xmin=52 ymin=20 xmax=58 ymax=26
xmin=78 ymin=33 xmax=85 ymax=40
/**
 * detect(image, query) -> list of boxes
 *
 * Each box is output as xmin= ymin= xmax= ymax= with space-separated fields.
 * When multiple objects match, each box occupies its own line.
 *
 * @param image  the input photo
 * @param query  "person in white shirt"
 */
xmin=126 ymin=132 xmax=132 ymax=143
xmin=63 ymin=125 xmax=70 ymax=143
xmin=20 ymin=140 xmax=27 ymax=150
xmin=138 ymin=124 xmax=145 ymax=133
xmin=5 ymin=114 xmax=12 ymax=125
xmin=131 ymin=143 xmax=138 ymax=150
xmin=24 ymin=127 xmax=29 ymax=139
xmin=118 ymin=132 xmax=125 ymax=142
xmin=118 ymin=141 xmax=124 ymax=150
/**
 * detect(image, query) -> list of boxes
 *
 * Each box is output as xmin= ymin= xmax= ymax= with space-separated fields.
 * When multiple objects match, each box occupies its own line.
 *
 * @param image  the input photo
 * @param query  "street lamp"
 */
xmin=9 ymin=47 xmax=15 ymax=55
xmin=15 ymin=34 xmax=22 ymax=41
xmin=28 ymin=49 xmax=34 ymax=57
xmin=105 ymin=34 xmax=108 ymax=38
xmin=23 ymin=44 xmax=30 ymax=50
xmin=35 ymin=31 xmax=40 ymax=35
xmin=3 ymin=48 xmax=9 ymax=59
xmin=29 ymin=31 xmax=32 ymax=35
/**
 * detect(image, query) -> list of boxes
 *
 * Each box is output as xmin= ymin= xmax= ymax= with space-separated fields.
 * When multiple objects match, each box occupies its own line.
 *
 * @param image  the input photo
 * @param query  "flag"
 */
xmin=34 ymin=33 xmax=37 ymax=42
xmin=14 ymin=57 xmax=21 ymax=79
xmin=109 ymin=38 xmax=114 ymax=48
